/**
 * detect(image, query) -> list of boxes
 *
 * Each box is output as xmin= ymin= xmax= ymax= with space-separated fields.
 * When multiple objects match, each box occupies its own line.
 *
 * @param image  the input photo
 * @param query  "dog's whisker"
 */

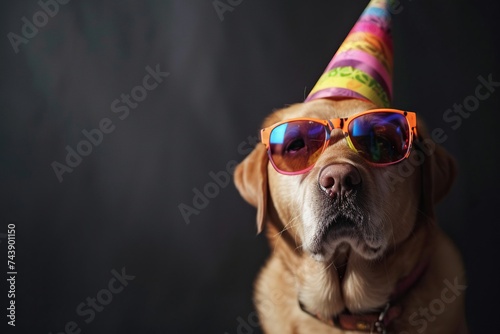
xmin=272 ymin=214 xmax=302 ymax=255
xmin=276 ymin=214 xmax=303 ymax=252
xmin=274 ymin=219 xmax=298 ymax=238
xmin=323 ymin=260 xmax=335 ymax=273
xmin=273 ymin=214 xmax=301 ymax=238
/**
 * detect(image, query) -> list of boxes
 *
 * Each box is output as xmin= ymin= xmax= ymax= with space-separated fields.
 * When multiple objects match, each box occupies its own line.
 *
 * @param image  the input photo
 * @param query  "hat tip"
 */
xmin=305 ymin=0 xmax=394 ymax=108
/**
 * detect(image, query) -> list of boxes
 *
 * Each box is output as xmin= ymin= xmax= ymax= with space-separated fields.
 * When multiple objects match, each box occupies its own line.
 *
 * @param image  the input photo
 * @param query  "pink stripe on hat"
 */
xmin=350 ymin=22 xmax=393 ymax=53
xmin=306 ymin=87 xmax=368 ymax=103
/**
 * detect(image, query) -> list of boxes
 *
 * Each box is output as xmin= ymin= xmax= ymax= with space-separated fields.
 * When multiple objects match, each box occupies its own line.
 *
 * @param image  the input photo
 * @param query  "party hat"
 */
xmin=305 ymin=0 xmax=393 ymax=108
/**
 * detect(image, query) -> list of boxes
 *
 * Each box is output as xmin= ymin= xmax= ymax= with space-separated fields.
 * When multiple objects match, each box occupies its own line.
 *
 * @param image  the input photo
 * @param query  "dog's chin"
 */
xmin=307 ymin=217 xmax=386 ymax=262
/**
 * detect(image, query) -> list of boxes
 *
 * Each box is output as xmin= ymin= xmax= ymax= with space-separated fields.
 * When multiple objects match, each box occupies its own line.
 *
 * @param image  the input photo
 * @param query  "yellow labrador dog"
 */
xmin=235 ymin=98 xmax=467 ymax=333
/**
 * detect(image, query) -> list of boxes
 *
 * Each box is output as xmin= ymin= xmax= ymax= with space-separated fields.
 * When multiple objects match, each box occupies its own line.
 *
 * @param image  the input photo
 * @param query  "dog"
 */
xmin=234 ymin=98 xmax=468 ymax=333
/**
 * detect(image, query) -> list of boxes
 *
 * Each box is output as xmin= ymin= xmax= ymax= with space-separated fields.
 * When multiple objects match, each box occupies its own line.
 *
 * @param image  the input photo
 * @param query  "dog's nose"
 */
xmin=319 ymin=163 xmax=361 ymax=198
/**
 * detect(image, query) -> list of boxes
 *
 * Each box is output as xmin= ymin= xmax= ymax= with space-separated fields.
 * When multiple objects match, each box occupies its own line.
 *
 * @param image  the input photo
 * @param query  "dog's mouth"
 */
xmin=308 ymin=198 xmax=385 ymax=261
xmin=318 ymin=215 xmax=360 ymax=244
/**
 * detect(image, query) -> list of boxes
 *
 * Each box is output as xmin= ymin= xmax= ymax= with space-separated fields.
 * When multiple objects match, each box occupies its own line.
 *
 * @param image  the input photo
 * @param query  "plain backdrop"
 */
xmin=1 ymin=0 xmax=499 ymax=333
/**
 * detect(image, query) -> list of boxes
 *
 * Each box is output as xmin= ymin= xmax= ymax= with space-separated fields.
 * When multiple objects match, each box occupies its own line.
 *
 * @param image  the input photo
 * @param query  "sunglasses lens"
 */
xmin=269 ymin=120 xmax=327 ymax=173
xmin=348 ymin=112 xmax=410 ymax=164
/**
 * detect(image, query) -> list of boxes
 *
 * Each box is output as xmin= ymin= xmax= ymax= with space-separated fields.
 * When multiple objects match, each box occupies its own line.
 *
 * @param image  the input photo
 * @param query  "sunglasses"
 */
xmin=261 ymin=109 xmax=417 ymax=175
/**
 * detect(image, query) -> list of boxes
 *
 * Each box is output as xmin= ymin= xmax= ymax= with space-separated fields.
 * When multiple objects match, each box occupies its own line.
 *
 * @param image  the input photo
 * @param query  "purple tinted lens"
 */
xmin=348 ymin=112 xmax=410 ymax=164
xmin=269 ymin=120 xmax=327 ymax=173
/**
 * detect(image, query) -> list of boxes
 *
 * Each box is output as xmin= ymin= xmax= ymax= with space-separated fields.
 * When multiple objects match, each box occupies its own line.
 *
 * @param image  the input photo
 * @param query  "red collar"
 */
xmin=299 ymin=260 xmax=429 ymax=333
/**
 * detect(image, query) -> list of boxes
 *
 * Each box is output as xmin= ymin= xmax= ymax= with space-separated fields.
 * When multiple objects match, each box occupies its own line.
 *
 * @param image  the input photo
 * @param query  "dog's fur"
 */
xmin=235 ymin=98 xmax=467 ymax=333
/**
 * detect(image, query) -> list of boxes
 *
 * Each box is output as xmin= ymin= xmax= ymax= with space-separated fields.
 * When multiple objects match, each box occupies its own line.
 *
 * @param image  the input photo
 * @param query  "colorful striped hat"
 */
xmin=305 ymin=0 xmax=393 ymax=108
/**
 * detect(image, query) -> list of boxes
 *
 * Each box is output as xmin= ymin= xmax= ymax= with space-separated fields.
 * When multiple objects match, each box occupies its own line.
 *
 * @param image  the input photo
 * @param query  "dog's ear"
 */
xmin=416 ymin=122 xmax=457 ymax=218
xmin=234 ymin=143 xmax=269 ymax=234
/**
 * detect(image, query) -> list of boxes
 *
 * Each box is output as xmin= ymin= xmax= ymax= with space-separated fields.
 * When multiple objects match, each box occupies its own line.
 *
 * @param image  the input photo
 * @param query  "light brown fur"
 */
xmin=235 ymin=98 xmax=467 ymax=333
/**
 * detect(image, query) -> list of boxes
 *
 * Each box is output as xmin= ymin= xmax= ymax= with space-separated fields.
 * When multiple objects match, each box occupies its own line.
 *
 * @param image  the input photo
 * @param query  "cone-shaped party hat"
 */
xmin=305 ymin=0 xmax=393 ymax=107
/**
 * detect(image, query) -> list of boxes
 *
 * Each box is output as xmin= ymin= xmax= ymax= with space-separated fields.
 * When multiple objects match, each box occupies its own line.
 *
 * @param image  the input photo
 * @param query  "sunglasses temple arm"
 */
xmin=260 ymin=128 xmax=269 ymax=148
xmin=412 ymin=126 xmax=419 ymax=142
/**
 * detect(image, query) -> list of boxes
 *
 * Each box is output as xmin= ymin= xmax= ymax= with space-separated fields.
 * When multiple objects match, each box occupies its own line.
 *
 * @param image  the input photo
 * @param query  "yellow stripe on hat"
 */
xmin=308 ymin=66 xmax=391 ymax=107
xmin=336 ymin=40 xmax=393 ymax=75
xmin=369 ymin=0 xmax=391 ymax=9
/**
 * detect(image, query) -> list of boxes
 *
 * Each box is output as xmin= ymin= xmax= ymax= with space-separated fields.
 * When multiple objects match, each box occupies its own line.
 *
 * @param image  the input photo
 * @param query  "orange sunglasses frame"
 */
xmin=260 ymin=108 xmax=418 ymax=175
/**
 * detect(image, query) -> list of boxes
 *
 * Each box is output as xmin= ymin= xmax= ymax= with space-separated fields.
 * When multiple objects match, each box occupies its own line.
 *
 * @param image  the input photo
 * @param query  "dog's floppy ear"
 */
xmin=234 ymin=143 xmax=269 ymax=234
xmin=416 ymin=122 xmax=457 ymax=218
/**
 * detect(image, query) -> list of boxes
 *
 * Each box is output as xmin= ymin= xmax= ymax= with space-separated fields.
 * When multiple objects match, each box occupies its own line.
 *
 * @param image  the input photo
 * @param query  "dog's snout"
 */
xmin=319 ymin=163 xmax=361 ymax=198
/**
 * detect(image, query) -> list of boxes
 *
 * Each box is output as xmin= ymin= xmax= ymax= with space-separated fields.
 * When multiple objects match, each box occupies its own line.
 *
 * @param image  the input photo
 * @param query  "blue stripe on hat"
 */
xmin=362 ymin=7 xmax=390 ymax=21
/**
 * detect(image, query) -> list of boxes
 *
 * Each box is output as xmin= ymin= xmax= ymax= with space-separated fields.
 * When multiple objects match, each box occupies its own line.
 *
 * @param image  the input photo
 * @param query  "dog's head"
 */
xmin=235 ymin=98 xmax=456 ymax=262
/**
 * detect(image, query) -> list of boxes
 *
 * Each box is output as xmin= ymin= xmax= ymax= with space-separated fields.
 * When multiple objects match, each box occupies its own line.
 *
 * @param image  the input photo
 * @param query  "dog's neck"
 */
xmin=269 ymin=220 xmax=433 ymax=320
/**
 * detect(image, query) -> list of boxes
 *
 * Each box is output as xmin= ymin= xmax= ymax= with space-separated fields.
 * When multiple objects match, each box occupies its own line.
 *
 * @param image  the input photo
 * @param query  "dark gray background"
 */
xmin=1 ymin=0 xmax=499 ymax=333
